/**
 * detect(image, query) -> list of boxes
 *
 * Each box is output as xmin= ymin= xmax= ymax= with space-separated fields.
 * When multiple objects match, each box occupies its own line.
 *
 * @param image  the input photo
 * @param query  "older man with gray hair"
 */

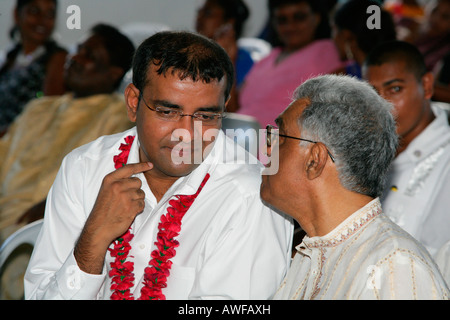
xmin=261 ymin=74 xmax=449 ymax=299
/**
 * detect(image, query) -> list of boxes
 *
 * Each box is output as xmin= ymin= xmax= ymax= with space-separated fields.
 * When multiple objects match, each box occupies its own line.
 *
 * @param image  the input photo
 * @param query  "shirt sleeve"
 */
xmin=359 ymin=249 xmax=450 ymax=299
xmin=24 ymin=152 xmax=107 ymax=300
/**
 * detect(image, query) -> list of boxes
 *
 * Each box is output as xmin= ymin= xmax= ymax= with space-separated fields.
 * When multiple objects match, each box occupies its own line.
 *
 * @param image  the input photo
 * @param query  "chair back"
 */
xmin=0 ymin=219 xmax=43 ymax=300
xmin=222 ymin=113 xmax=261 ymax=155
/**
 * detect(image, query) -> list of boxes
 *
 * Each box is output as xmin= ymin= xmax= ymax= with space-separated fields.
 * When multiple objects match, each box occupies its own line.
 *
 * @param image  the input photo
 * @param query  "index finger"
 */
xmin=114 ymin=162 xmax=153 ymax=178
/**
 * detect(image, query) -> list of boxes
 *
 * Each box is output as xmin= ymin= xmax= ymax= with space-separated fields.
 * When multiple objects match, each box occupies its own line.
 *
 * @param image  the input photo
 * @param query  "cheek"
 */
xmin=137 ymin=118 xmax=170 ymax=154
xmin=260 ymin=152 xmax=298 ymax=207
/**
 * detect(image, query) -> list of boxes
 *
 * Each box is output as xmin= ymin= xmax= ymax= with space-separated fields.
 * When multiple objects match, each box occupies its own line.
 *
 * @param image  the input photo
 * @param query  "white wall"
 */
xmin=0 ymin=0 xmax=269 ymax=52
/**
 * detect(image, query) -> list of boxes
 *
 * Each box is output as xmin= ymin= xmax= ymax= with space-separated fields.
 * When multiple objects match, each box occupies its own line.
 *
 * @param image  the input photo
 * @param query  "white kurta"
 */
xmin=24 ymin=127 xmax=293 ymax=300
xmin=273 ymin=199 xmax=449 ymax=300
xmin=381 ymin=103 xmax=450 ymax=259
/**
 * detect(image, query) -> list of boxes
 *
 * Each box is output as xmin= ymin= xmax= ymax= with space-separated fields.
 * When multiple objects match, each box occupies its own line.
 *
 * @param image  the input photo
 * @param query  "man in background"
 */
xmin=0 ymin=24 xmax=135 ymax=243
xmin=363 ymin=40 xmax=450 ymax=284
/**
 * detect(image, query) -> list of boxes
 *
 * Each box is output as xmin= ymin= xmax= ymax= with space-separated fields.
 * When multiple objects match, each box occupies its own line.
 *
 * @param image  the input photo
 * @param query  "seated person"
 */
xmin=332 ymin=0 xmax=397 ymax=78
xmin=0 ymin=0 xmax=67 ymax=136
xmin=261 ymin=74 xmax=449 ymax=299
xmin=0 ymin=24 xmax=135 ymax=243
xmin=195 ymin=0 xmax=253 ymax=112
xmin=238 ymin=0 xmax=342 ymax=127
xmin=362 ymin=41 xmax=450 ymax=281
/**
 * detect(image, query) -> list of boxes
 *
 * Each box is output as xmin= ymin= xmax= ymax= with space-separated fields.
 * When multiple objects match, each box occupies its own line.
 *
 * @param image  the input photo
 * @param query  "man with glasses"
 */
xmin=261 ymin=74 xmax=449 ymax=299
xmin=25 ymin=31 xmax=293 ymax=300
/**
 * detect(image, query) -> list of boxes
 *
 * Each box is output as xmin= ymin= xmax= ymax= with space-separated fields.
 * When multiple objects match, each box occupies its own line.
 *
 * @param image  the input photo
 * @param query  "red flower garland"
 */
xmin=108 ymin=135 xmax=209 ymax=300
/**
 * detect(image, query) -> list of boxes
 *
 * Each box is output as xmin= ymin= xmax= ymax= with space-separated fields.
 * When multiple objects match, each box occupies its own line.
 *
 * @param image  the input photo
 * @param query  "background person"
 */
xmin=195 ymin=0 xmax=252 ymax=113
xmin=362 ymin=41 xmax=450 ymax=279
xmin=238 ymin=0 xmax=342 ymax=127
xmin=0 ymin=0 xmax=67 ymax=136
xmin=0 ymin=23 xmax=135 ymax=244
xmin=332 ymin=0 xmax=397 ymax=78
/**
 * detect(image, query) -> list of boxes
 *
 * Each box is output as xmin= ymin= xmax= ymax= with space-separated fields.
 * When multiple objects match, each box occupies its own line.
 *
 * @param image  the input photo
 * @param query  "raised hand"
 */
xmin=74 ymin=162 xmax=153 ymax=274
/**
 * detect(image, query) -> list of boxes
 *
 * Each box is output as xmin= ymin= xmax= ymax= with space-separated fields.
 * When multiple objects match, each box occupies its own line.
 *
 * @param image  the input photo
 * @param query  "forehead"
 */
xmin=364 ymin=60 xmax=419 ymax=86
xmin=79 ymin=34 xmax=107 ymax=52
xmin=276 ymin=98 xmax=309 ymax=130
xmin=144 ymin=64 xmax=227 ymax=107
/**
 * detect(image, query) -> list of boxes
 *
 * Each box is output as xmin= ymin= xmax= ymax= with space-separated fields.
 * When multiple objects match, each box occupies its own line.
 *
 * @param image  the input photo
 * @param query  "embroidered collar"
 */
xmin=298 ymin=198 xmax=382 ymax=251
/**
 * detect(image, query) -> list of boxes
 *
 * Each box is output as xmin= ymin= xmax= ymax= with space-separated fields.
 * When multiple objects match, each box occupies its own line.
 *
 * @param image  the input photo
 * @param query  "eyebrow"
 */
xmin=382 ymin=78 xmax=405 ymax=87
xmin=152 ymin=99 xmax=223 ymax=113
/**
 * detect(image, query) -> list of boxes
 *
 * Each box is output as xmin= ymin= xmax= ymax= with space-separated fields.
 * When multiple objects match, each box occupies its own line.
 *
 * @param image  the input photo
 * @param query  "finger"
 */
xmin=134 ymin=188 xmax=146 ymax=200
xmin=114 ymin=162 xmax=153 ymax=178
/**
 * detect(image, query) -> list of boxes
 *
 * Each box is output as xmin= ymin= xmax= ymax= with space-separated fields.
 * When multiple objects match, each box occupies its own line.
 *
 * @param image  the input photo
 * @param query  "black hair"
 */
xmin=334 ymin=0 xmax=396 ymax=55
xmin=364 ymin=40 xmax=427 ymax=81
xmin=90 ymin=24 xmax=135 ymax=88
xmin=132 ymin=31 xmax=234 ymax=102
xmin=213 ymin=0 xmax=250 ymax=39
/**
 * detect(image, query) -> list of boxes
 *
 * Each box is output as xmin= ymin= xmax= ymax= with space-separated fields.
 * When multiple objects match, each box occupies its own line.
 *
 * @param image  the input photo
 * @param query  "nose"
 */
xmin=172 ymin=116 xmax=203 ymax=145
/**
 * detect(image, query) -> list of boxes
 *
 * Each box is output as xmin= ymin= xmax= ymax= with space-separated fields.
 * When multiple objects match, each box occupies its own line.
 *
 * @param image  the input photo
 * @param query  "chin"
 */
xmin=161 ymin=162 xmax=200 ymax=178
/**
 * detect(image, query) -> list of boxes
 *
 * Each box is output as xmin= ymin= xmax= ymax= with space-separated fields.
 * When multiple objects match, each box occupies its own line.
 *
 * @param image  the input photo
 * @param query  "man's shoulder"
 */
xmin=66 ymin=127 xmax=136 ymax=164
xmin=367 ymin=213 xmax=435 ymax=262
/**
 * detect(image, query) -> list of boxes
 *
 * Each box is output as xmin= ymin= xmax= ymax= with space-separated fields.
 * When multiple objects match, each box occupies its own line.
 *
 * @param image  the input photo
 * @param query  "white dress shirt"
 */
xmin=24 ymin=127 xmax=293 ymax=300
xmin=273 ymin=199 xmax=449 ymax=300
xmin=381 ymin=103 xmax=450 ymax=259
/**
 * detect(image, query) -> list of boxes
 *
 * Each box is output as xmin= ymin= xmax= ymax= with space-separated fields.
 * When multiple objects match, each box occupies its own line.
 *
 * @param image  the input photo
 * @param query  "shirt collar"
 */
xmin=297 ymin=198 xmax=382 ymax=255
xmin=396 ymin=103 xmax=450 ymax=164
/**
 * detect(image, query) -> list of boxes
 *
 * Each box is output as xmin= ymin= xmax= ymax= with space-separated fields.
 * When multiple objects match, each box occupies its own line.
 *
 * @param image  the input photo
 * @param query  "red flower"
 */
xmin=113 ymin=135 xmax=135 ymax=169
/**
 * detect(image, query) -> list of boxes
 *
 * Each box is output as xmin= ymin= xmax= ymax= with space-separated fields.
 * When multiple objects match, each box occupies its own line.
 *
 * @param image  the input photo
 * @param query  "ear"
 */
xmin=421 ymin=72 xmax=435 ymax=100
xmin=124 ymin=83 xmax=140 ymax=123
xmin=304 ymin=142 xmax=329 ymax=180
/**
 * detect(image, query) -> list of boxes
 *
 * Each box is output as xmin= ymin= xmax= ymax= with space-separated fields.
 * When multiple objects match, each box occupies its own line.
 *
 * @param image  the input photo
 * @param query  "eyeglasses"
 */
xmin=266 ymin=124 xmax=335 ymax=163
xmin=140 ymin=94 xmax=225 ymax=125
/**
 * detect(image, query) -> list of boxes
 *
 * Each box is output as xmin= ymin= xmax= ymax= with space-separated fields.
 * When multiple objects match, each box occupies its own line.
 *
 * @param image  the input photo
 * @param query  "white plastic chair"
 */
xmin=237 ymin=37 xmax=272 ymax=62
xmin=0 ymin=219 xmax=43 ymax=299
xmin=221 ymin=112 xmax=261 ymax=155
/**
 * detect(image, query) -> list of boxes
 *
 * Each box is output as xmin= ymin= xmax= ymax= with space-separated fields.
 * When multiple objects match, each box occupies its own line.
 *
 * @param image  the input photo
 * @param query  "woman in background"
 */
xmin=0 ymin=0 xmax=67 ymax=135
xmin=238 ymin=0 xmax=342 ymax=127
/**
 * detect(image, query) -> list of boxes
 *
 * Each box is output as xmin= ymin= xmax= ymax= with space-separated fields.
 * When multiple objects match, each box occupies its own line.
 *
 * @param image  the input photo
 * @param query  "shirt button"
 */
xmin=413 ymin=150 xmax=421 ymax=157
xmin=139 ymin=244 xmax=145 ymax=250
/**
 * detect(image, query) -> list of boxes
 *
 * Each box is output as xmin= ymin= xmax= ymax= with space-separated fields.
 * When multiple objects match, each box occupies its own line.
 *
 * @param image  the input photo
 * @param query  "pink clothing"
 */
xmin=238 ymin=39 xmax=343 ymax=126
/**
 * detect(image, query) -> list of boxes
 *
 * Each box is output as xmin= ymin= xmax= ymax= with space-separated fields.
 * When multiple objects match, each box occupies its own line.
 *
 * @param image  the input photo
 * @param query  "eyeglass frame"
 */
xmin=138 ymin=92 xmax=226 ymax=124
xmin=266 ymin=124 xmax=335 ymax=163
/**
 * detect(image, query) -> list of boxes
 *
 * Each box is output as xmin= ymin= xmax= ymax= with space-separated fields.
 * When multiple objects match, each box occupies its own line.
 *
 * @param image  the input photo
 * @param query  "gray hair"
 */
xmin=293 ymin=74 xmax=398 ymax=198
